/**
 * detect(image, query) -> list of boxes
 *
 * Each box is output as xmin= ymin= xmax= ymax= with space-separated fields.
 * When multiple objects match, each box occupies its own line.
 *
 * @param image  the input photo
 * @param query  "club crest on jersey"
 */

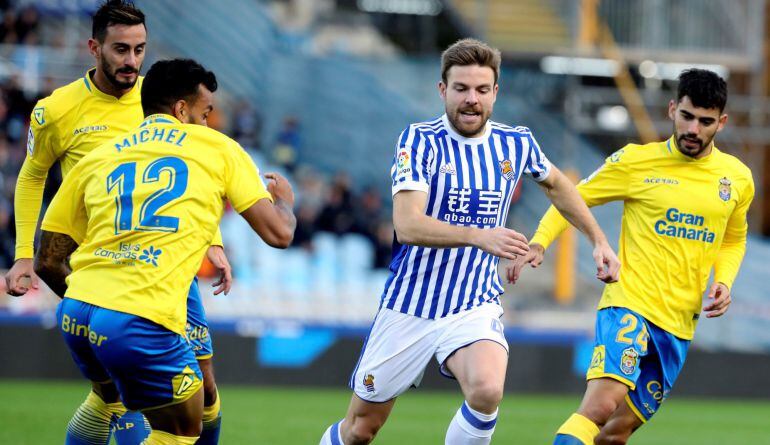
xmin=33 ymin=107 xmax=45 ymax=125
xmin=439 ymin=163 xmax=456 ymax=175
xmin=620 ymin=347 xmax=639 ymax=375
xmin=718 ymin=177 xmax=731 ymax=201
xmin=363 ymin=374 xmax=375 ymax=392
xmin=499 ymin=160 xmax=514 ymax=180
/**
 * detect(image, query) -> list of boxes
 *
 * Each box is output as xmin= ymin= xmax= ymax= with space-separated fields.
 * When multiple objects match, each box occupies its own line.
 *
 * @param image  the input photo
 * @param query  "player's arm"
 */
xmin=34 ymin=159 xmax=88 ymax=298
xmin=5 ymin=111 xmax=61 ymax=296
xmin=532 ymin=165 xmax=619 ymax=282
xmin=393 ymin=190 xmax=529 ymax=259
xmin=33 ymin=231 xmax=78 ymax=298
xmin=705 ymin=175 xmax=755 ymax=318
xmin=239 ymin=172 xmax=295 ymax=248
xmin=510 ymin=148 xmax=631 ymax=284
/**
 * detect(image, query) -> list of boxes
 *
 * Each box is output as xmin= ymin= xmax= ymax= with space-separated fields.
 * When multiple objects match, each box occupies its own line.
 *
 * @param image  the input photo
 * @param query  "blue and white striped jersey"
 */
xmin=382 ymin=114 xmax=551 ymax=319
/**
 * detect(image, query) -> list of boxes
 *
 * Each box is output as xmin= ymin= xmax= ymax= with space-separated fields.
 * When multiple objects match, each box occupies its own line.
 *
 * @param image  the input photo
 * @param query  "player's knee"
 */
xmin=466 ymin=381 xmax=503 ymax=413
xmin=580 ymin=397 xmax=619 ymax=425
xmin=595 ymin=431 xmax=630 ymax=445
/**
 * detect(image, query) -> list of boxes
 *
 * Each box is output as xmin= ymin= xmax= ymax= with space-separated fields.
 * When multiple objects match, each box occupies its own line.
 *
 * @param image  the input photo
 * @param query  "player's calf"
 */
xmin=197 ymin=358 xmax=222 ymax=445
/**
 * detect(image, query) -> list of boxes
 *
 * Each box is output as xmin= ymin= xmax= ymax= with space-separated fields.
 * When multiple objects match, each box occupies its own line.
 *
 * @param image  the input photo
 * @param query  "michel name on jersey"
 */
xmin=654 ymin=207 xmax=715 ymax=243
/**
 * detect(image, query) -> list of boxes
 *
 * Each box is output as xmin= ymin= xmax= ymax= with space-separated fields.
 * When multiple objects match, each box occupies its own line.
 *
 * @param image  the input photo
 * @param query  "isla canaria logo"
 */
xmin=139 ymin=246 xmax=162 ymax=267
xmin=719 ymin=177 xmax=731 ymax=202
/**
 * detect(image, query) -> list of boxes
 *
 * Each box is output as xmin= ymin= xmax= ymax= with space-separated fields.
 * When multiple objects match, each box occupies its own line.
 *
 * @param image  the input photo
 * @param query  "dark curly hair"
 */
xmin=92 ymin=0 xmax=145 ymax=42
xmin=677 ymin=69 xmax=727 ymax=112
xmin=141 ymin=59 xmax=218 ymax=116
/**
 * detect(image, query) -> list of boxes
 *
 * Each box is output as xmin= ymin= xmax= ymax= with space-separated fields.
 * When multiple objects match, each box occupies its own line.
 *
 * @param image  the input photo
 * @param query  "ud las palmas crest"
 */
xmin=620 ymin=347 xmax=639 ymax=375
xmin=719 ymin=177 xmax=731 ymax=202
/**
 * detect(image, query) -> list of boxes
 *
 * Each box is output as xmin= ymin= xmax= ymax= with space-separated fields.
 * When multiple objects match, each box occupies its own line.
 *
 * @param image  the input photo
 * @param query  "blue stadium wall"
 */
xmin=2 ymin=320 xmax=770 ymax=399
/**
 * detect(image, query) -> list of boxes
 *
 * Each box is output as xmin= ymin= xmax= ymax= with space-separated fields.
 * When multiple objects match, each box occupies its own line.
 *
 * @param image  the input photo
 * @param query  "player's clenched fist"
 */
xmin=264 ymin=172 xmax=295 ymax=206
xmin=473 ymin=226 xmax=529 ymax=260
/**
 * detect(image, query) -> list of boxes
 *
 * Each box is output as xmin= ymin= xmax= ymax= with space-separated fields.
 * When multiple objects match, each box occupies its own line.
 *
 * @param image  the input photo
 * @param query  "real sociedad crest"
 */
xmin=499 ymin=160 xmax=514 ymax=181
xmin=718 ymin=177 xmax=731 ymax=202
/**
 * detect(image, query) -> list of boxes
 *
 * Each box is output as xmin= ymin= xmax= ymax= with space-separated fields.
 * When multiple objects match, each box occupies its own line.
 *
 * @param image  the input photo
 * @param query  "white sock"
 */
xmin=445 ymin=401 xmax=497 ymax=445
xmin=320 ymin=419 xmax=344 ymax=445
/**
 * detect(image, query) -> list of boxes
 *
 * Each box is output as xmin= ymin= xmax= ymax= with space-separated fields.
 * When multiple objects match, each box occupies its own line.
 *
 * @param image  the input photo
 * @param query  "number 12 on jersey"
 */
xmin=106 ymin=156 xmax=188 ymax=234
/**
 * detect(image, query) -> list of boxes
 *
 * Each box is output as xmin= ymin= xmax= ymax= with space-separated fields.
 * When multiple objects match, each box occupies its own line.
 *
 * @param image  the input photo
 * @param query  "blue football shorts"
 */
xmin=586 ymin=306 xmax=690 ymax=422
xmin=186 ymin=277 xmax=213 ymax=360
xmin=57 ymin=298 xmax=203 ymax=411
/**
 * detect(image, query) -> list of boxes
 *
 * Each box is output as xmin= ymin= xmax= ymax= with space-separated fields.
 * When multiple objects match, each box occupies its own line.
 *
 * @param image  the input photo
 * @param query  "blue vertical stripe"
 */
xmin=413 ymin=248 xmax=439 ymax=316
xmin=399 ymin=246 xmax=425 ymax=313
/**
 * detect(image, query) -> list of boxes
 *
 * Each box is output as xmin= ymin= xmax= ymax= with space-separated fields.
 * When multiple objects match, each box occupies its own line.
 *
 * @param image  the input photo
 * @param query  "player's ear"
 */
xmin=438 ymin=81 xmax=446 ymax=100
xmin=87 ymin=38 xmax=100 ymax=58
xmin=717 ymin=113 xmax=728 ymax=132
xmin=668 ymin=99 xmax=677 ymax=120
xmin=172 ymin=100 xmax=187 ymax=122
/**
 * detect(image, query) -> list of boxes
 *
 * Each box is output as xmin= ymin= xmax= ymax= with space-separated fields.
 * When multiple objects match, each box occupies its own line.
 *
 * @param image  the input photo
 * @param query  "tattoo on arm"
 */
xmin=34 ymin=231 xmax=78 ymax=298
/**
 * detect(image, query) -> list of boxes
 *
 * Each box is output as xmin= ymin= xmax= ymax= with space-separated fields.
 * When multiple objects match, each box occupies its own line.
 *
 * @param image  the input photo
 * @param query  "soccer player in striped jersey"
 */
xmin=512 ymin=69 xmax=754 ymax=445
xmin=320 ymin=38 xmax=620 ymax=445
xmin=6 ymin=2 xmax=228 ymax=443
xmin=35 ymin=58 xmax=296 ymax=445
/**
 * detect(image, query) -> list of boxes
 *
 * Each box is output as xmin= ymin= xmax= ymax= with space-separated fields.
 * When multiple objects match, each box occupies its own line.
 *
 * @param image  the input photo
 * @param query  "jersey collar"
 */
xmin=141 ymin=114 xmax=181 ymax=127
xmin=441 ymin=114 xmax=492 ymax=144
xmin=665 ymin=135 xmax=719 ymax=164
xmin=83 ymin=68 xmax=142 ymax=103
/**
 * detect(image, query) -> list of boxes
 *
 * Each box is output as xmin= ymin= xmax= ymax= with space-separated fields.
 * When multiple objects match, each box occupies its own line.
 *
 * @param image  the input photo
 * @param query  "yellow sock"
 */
xmin=556 ymin=413 xmax=600 ymax=445
xmin=142 ymin=430 xmax=199 ymax=444
xmin=202 ymin=389 xmax=221 ymax=423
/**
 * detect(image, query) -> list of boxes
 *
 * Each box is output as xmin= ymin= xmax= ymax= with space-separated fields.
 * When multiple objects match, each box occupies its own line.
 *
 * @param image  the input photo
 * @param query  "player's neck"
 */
xmin=90 ymin=69 xmax=132 ymax=99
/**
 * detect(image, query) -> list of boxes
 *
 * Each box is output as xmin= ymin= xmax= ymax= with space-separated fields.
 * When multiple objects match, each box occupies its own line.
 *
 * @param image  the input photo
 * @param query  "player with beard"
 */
xmin=7 ymin=2 xmax=229 ymax=444
xmin=511 ymin=69 xmax=754 ymax=445
xmin=319 ymin=38 xmax=620 ymax=445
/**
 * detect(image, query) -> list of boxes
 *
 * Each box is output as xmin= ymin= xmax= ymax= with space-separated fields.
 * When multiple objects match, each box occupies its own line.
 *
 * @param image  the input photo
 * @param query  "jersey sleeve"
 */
xmin=224 ymin=142 xmax=273 ymax=213
xmin=713 ymin=173 xmax=754 ymax=289
xmin=14 ymin=105 xmax=63 ymax=259
xmin=40 ymin=161 xmax=88 ymax=244
xmin=530 ymin=147 xmax=632 ymax=249
xmin=520 ymin=130 xmax=552 ymax=182
xmin=391 ymin=125 xmax=433 ymax=196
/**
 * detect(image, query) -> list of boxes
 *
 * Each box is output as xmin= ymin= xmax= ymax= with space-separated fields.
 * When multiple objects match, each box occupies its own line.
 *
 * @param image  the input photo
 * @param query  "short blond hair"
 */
xmin=441 ymin=38 xmax=501 ymax=84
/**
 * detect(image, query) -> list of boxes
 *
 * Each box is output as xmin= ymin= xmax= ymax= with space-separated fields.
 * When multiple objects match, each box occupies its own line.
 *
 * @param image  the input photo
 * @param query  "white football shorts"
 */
xmin=350 ymin=302 xmax=508 ymax=402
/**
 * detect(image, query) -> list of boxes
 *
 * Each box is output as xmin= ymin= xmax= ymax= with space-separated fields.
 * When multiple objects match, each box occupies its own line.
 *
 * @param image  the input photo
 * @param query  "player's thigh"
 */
xmin=56 ymin=299 xmax=112 ymax=385
xmin=626 ymin=323 xmax=689 ymax=423
xmin=87 ymin=307 xmax=204 ymax=413
xmin=350 ymin=308 xmax=440 ymax=402
xmin=438 ymin=303 xmax=509 ymax=385
xmin=197 ymin=357 xmax=218 ymax=406
xmin=142 ymin=385 xmax=204 ymax=437
xmin=587 ymin=307 xmax=650 ymax=390
xmin=596 ymin=399 xmax=643 ymax=445
xmin=186 ymin=277 xmax=214 ymax=361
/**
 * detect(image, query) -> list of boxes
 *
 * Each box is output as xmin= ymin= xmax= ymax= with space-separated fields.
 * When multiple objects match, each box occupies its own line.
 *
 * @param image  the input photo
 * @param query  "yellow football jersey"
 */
xmin=41 ymin=114 xmax=272 ymax=334
xmin=530 ymin=137 xmax=754 ymax=339
xmin=15 ymin=69 xmax=144 ymax=259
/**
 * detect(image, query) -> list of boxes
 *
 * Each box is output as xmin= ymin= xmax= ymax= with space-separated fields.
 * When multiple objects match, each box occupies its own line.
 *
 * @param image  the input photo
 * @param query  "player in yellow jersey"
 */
xmin=34 ymin=58 xmax=296 ymax=445
xmin=510 ymin=69 xmax=754 ymax=445
xmin=7 ymin=2 xmax=231 ymax=443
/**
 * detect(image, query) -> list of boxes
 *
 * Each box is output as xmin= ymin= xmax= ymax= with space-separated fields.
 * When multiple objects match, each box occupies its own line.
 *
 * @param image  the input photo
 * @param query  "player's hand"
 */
xmin=264 ymin=172 xmax=295 ymax=207
xmin=506 ymin=243 xmax=545 ymax=284
xmin=474 ymin=227 xmax=529 ymax=260
xmin=593 ymin=241 xmax=620 ymax=283
xmin=4 ymin=258 xmax=39 ymax=297
xmin=703 ymin=282 xmax=731 ymax=318
xmin=206 ymin=245 xmax=232 ymax=296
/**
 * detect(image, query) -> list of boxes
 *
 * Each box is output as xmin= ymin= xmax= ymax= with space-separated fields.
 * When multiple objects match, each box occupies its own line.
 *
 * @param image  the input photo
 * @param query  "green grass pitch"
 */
xmin=2 ymin=379 xmax=769 ymax=444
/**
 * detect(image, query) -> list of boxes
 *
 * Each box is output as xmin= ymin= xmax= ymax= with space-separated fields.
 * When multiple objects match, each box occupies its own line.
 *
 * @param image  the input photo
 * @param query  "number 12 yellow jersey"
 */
xmin=42 ymin=114 xmax=272 ymax=334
